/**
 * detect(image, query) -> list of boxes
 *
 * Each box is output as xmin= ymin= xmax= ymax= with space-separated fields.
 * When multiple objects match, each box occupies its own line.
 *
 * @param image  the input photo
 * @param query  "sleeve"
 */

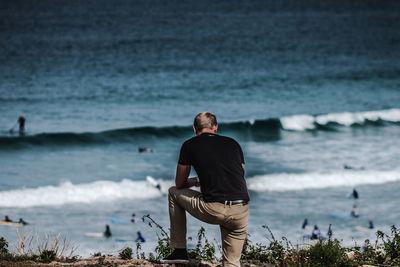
xmin=178 ymin=141 xmax=191 ymax=165
xmin=237 ymin=141 xmax=245 ymax=164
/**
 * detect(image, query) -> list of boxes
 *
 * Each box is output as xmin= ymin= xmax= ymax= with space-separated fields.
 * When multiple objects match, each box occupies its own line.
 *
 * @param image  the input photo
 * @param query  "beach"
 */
xmin=1 ymin=0 xmax=399 ymax=259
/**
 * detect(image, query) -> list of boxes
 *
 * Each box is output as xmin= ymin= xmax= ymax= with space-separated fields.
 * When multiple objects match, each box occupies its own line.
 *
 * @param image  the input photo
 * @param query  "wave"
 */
xmin=280 ymin=108 xmax=400 ymax=131
xmin=246 ymin=170 xmax=400 ymax=192
xmin=1 ymin=108 xmax=399 ymax=148
xmin=0 ymin=178 xmax=170 ymax=208
xmin=1 ymin=169 xmax=399 ymax=208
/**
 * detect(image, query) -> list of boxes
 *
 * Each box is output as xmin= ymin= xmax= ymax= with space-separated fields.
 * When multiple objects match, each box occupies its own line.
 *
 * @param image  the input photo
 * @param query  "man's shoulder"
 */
xmin=182 ymin=134 xmax=240 ymax=147
xmin=217 ymin=135 xmax=241 ymax=146
xmin=182 ymin=135 xmax=198 ymax=145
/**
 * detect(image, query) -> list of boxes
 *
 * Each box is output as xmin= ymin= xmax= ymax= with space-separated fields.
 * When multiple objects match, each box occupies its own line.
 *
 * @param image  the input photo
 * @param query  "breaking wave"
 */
xmin=1 ymin=108 xmax=399 ymax=148
xmin=1 ymin=169 xmax=399 ymax=207
xmin=0 ymin=178 xmax=170 ymax=208
xmin=247 ymin=170 xmax=400 ymax=192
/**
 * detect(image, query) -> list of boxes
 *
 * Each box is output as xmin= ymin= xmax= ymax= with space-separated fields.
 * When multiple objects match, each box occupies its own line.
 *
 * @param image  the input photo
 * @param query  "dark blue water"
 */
xmin=0 ymin=0 xmax=399 ymax=257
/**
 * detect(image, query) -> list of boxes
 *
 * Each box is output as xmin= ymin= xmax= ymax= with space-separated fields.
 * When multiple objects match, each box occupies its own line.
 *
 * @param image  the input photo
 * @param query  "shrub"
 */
xmin=142 ymin=214 xmax=173 ymax=260
xmin=36 ymin=249 xmax=56 ymax=263
xmin=378 ymin=225 xmax=400 ymax=265
xmin=188 ymin=227 xmax=217 ymax=262
xmin=307 ymin=239 xmax=356 ymax=267
xmin=0 ymin=237 xmax=9 ymax=256
xmin=241 ymin=226 xmax=286 ymax=265
xmin=119 ymin=247 xmax=133 ymax=260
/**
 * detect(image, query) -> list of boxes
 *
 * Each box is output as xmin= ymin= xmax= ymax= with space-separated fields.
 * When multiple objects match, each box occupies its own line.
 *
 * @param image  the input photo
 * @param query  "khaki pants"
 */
xmin=168 ymin=186 xmax=249 ymax=267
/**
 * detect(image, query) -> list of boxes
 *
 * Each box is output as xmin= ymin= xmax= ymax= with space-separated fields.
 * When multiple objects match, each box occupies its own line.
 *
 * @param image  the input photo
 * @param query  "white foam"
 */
xmin=280 ymin=108 xmax=400 ymax=131
xmin=0 ymin=178 xmax=170 ymax=208
xmin=247 ymin=170 xmax=400 ymax=192
xmin=280 ymin=114 xmax=315 ymax=131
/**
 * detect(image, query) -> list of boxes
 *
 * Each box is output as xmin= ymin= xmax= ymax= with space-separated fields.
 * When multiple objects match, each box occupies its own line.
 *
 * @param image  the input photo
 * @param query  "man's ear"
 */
xmin=213 ymin=125 xmax=218 ymax=133
xmin=193 ymin=125 xmax=197 ymax=135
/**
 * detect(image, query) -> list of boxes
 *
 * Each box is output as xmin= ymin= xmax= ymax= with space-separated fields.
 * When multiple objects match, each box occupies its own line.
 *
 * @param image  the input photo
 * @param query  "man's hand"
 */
xmin=187 ymin=177 xmax=200 ymax=187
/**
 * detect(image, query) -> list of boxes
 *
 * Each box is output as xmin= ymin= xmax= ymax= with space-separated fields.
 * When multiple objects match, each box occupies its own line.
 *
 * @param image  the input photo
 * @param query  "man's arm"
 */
xmin=175 ymin=164 xmax=191 ymax=189
xmin=175 ymin=164 xmax=199 ymax=189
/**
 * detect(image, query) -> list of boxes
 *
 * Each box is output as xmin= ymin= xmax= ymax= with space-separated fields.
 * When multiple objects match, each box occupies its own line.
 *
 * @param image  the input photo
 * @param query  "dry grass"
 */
xmin=15 ymin=229 xmax=78 ymax=259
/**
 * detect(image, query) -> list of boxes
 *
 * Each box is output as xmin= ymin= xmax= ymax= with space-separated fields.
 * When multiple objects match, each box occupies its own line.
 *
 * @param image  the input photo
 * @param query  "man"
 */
xmin=161 ymin=112 xmax=250 ymax=267
xmin=310 ymin=225 xmax=321 ymax=240
xmin=350 ymin=204 xmax=359 ymax=218
xmin=18 ymin=116 xmax=25 ymax=136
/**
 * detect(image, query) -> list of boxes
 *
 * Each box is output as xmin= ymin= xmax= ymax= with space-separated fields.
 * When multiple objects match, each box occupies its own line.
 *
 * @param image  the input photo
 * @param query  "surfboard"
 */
xmin=110 ymin=217 xmax=129 ymax=224
xmin=84 ymin=232 xmax=104 ymax=237
xmin=303 ymin=234 xmax=327 ymax=240
xmin=330 ymin=214 xmax=362 ymax=219
xmin=146 ymin=176 xmax=159 ymax=188
xmin=0 ymin=221 xmax=24 ymax=227
xmin=355 ymin=226 xmax=374 ymax=232
xmin=115 ymin=238 xmax=136 ymax=242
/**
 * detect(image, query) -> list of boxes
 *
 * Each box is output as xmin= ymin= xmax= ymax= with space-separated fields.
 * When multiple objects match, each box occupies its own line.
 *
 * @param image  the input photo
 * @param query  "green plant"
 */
xmin=142 ymin=214 xmax=173 ymax=260
xmin=187 ymin=227 xmax=216 ymax=262
xmin=241 ymin=236 xmax=271 ymax=263
xmin=119 ymin=247 xmax=133 ymax=260
xmin=35 ymin=249 xmax=56 ymax=263
xmin=0 ymin=237 xmax=9 ymax=256
xmin=378 ymin=225 xmax=400 ymax=265
xmin=350 ymin=239 xmax=385 ymax=265
xmin=307 ymin=238 xmax=355 ymax=267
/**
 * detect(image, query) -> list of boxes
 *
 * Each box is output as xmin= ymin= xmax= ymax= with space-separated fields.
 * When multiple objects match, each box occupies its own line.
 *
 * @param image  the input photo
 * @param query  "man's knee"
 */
xmin=168 ymin=186 xmax=177 ymax=194
xmin=168 ymin=186 xmax=179 ymax=199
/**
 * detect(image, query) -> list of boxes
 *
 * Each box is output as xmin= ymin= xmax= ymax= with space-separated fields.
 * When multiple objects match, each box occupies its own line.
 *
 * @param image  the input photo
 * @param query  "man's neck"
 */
xmin=196 ymin=128 xmax=217 ymax=136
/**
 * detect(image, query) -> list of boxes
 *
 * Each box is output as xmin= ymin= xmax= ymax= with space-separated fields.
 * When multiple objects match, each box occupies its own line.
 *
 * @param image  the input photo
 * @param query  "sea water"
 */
xmin=0 ymin=0 xmax=399 ymax=257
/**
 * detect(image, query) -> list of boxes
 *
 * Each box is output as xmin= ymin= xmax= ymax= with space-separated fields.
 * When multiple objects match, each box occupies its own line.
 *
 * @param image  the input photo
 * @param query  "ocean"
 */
xmin=1 ymin=0 xmax=399 ymax=257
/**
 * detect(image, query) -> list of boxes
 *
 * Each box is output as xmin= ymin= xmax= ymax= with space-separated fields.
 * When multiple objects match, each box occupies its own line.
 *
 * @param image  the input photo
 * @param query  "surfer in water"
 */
xmin=327 ymin=224 xmax=333 ymax=239
xmin=131 ymin=213 xmax=137 ymax=223
xmin=9 ymin=116 xmax=26 ymax=136
xmin=18 ymin=218 xmax=28 ymax=225
xmin=368 ymin=220 xmax=375 ymax=229
xmin=138 ymin=147 xmax=155 ymax=153
xmin=104 ymin=225 xmax=112 ymax=237
xmin=350 ymin=205 xmax=359 ymax=218
xmin=3 ymin=216 xmax=12 ymax=222
xmin=135 ymin=231 xmax=145 ymax=242
xmin=351 ymin=188 xmax=359 ymax=199
xmin=18 ymin=116 xmax=26 ymax=136
xmin=310 ymin=225 xmax=321 ymax=240
xmin=302 ymin=218 xmax=309 ymax=229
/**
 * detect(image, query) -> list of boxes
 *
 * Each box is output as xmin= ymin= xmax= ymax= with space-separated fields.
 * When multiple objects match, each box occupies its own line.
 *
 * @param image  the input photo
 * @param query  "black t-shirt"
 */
xmin=178 ymin=133 xmax=250 ymax=202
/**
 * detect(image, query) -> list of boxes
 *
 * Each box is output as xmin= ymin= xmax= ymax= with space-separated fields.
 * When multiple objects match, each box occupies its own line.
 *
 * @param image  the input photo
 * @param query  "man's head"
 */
xmin=193 ymin=112 xmax=218 ymax=135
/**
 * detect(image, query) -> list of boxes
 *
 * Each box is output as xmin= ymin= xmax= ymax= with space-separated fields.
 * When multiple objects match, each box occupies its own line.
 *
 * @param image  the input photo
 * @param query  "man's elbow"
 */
xmin=175 ymin=181 xmax=185 ymax=189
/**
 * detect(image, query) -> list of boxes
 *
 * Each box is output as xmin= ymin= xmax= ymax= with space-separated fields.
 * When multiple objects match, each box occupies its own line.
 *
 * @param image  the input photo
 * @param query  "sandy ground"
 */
xmin=0 ymin=256 xmax=379 ymax=266
xmin=0 ymin=256 xmax=221 ymax=267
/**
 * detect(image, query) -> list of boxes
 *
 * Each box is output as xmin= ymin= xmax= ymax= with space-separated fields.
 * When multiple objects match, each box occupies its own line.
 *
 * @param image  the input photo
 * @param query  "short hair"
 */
xmin=193 ymin=112 xmax=217 ymax=132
